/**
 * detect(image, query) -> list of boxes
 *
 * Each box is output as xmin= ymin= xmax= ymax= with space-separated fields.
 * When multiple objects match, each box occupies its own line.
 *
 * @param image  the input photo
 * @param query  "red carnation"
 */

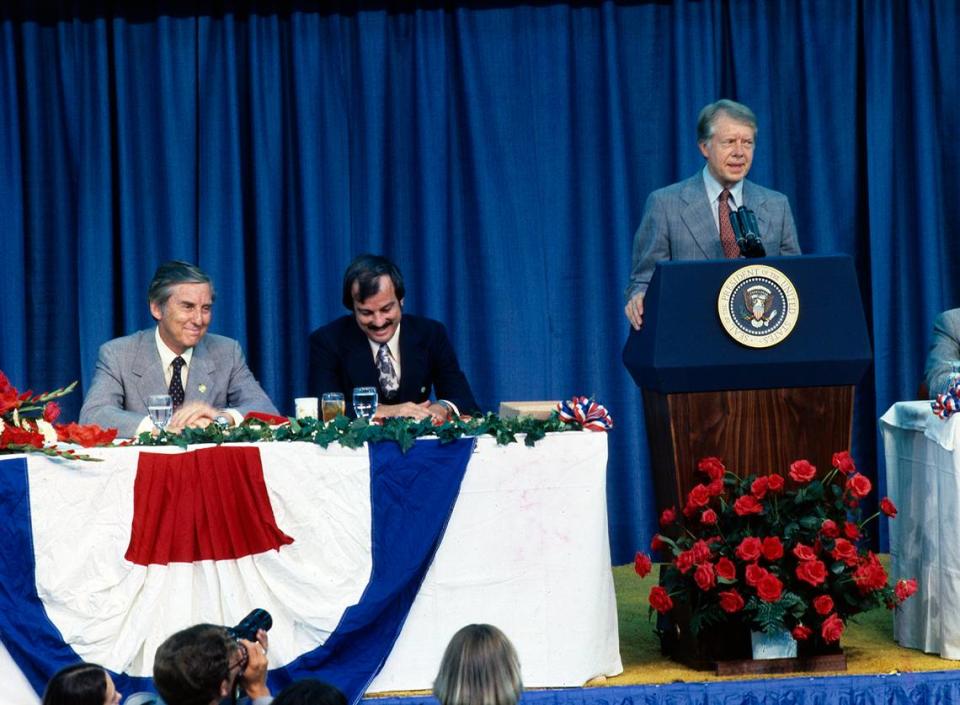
xmin=649 ymin=585 xmax=674 ymax=613
xmin=766 ymin=474 xmax=785 ymax=492
xmin=698 ymin=456 xmax=726 ymax=482
xmin=846 ymin=473 xmax=872 ymax=499
xmin=694 ymin=562 xmax=716 ymax=591
xmin=880 ymin=497 xmax=898 ymax=518
xmin=659 ymin=507 xmax=677 ymax=526
xmin=821 ymin=613 xmax=845 ymax=643
xmin=700 ymin=508 xmax=718 ymax=525
xmin=751 ymin=476 xmax=769 ymax=499
xmin=718 ymin=589 xmax=745 ymax=613
xmin=733 ymin=495 xmax=763 ymax=516
xmin=715 ymin=557 xmax=736 ymax=581
xmin=1 ymin=424 xmax=44 ymax=448
xmin=843 ymin=521 xmax=860 ymax=540
xmin=761 ymin=536 xmax=784 ymax=561
xmin=832 ymin=450 xmax=857 ymax=475
xmin=820 ymin=519 xmax=839 ymax=539
xmin=792 ymin=624 xmax=812 ymax=640
xmin=745 ymin=563 xmax=768 ymax=587
xmin=634 ymin=552 xmax=652 ymax=578
xmin=756 ymin=573 xmax=783 ymax=602
xmin=789 ymin=459 xmax=817 ymax=483
xmin=796 ymin=559 xmax=827 ymax=587
xmin=813 ymin=594 xmax=835 ymax=615
xmin=895 ymin=578 xmax=918 ymax=603
xmin=853 ymin=552 xmax=888 ymax=593
xmin=793 ymin=543 xmax=817 ymax=561
xmin=736 ymin=537 xmax=763 ymax=562
xmin=831 ymin=538 xmax=858 ymax=566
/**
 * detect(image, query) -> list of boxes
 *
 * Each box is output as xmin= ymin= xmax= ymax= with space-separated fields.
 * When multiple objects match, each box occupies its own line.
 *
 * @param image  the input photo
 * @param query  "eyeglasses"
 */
xmin=226 ymin=643 xmax=249 ymax=705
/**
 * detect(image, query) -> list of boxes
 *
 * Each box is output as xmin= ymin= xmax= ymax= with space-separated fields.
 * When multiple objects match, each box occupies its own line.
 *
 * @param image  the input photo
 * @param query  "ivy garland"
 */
xmin=135 ymin=412 xmax=581 ymax=453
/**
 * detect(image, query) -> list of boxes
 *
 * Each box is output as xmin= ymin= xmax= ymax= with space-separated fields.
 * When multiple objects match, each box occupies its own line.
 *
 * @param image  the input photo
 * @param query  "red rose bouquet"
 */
xmin=0 ymin=370 xmax=117 ymax=460
xmin=634 ymin=453 xmax=917 ymax=647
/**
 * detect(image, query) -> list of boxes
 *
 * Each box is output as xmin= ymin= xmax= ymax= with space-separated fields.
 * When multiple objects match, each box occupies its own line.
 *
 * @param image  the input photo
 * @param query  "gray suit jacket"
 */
xmin=924 ymin=308 xmax=960 ymax=395
xmin=79 ymin=329 xmax=279 ymax=438
xmin=625 ymin=172 xmax=802 ymax=299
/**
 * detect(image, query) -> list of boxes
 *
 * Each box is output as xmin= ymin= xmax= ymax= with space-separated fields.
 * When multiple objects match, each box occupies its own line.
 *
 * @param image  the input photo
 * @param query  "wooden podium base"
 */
xmin=642 ymin=385 xmax=854 ymax=512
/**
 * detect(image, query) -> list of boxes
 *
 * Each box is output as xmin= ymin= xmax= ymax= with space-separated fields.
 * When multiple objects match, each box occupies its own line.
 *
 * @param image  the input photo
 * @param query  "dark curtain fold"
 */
xmin=2 ymin=0 xmax=959 ymax=562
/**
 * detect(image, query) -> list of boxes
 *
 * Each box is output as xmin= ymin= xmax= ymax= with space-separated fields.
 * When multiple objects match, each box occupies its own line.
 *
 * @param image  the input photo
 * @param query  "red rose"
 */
xmin=634 ymin=552 xmax=653 ymax=578
xmin=880 ymin=497 xmax=898 ymax=518
xmin=42 ymin=401 xmax=61 ymax=423
xmin=766 ymin=474 xmax=785 ymax=492
xmin=675 ymin=550 xmax=696 ymax=574
xmin=895 ymin=578 xmax=918 ymax=603
xmin=793 ymin=543 xmax=817 ymax=561
xmin=698 ymin=456 xmax=726 ymax=482
xmin=789 ymin=459 xmax=817 ymax=483
xmin=745 ymin=563 xmax=768 ymax=587
xmin=649 ymin=585 xmax=674 ymax=613
xmin=686 ymin=484 xmax=711 ymax=509
xmin=832 ymin=450 xmax=857 ymax=475
xmin=707 ymin=479 xmax=724 ymax=497
xmin=846 ymin=473 xmax=872 ymax=499
xmin=820 ymin=613 xmax=845 ymax=643
xmin=718 ymin=589 xmax=745 ymax=613
xmin=751 ymin=476 xmax=769 ymax=499
xmin=796 ymin=559 xmax=827 ymax=586
xmin=694 ymin=562 xmax=716 ymax=591
xmin=659 ymin=507 xmax=677 ymax=526
xmin=736 ymin=537 xmax=763 ymax=562
xmin=733 ymin=495 xmax=763 ymax=516
xmin=761 ymin=536 xmax=784 ymax=561
xmin=691 ymin=540 xmax=712 ymax=564
xmin=820 ymin=520 xmax=839 ymax=539
xmin=813 ymin=594 xmax=834 ymax=615
xmin=831 ymin=538 xmax=858 ymax=565
xmin=715 ymin=557 xmax=736 ymax=581
xmin=843 ymin=521 xmax=860 ymax=540
xmin=853 ymin=552 xmax=888 ymax=593
xmin=792 ymin=624 xmax=812 ymax=640
xmin=701 ymin=508 xmax=718 ymax=525
xmin=756 ymin=573 xmax=783 ymax=602
xmin=651 ymin=534 xmax=665 ymax=552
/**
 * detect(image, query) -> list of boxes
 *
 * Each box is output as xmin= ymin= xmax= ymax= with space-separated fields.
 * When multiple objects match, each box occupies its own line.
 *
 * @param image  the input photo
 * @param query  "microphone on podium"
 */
xmin=730 ymin=206 xmax=766 ymax=258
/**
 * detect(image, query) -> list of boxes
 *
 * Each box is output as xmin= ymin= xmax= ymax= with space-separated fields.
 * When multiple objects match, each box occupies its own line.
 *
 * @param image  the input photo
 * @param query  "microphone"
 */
xmin=732 ymin=206 xmax=766 ymax=258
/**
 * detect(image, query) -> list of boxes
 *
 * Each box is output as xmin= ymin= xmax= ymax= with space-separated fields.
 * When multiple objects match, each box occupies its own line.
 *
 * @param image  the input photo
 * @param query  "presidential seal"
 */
xmin=717 ymin=265 xmax=799 ymax=348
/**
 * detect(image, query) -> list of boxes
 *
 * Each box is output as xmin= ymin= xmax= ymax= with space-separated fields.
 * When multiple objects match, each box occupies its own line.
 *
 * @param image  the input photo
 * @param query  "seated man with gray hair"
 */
xmin=80 ymin=261 xmax=278 ymax=437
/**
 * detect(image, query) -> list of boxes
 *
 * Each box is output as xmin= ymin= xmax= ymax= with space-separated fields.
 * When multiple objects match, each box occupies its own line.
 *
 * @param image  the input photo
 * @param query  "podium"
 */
xmin=623 ymin=255 xmax=872 ymax=513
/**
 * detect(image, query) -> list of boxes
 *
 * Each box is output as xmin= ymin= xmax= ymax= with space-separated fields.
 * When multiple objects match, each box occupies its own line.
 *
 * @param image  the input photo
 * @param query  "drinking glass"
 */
xmin=147 ymin=394 xmax=173 ymax=431
xmin=321 ymin=392 xmax=346 ymax=422
xmin=294 ymin=396 xmax=319 ymax=420
xmin=352 ymin=387 xmax=378 ymax=420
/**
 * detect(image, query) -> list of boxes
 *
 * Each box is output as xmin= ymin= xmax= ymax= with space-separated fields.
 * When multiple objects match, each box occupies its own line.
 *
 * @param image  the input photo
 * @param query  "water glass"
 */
xmin=294 ymin=396 xmax=319 ymax=420
xmin=352 ymin=387 xmax=378 ymax=419
xmin=147 ymin=394 xmax=173 ymax=431
xmin=321 ymin=392 xmax=346 ymax=422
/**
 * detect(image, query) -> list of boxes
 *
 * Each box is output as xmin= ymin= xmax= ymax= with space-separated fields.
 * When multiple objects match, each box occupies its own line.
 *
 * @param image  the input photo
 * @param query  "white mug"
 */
xmin=294 ymin=396 xmax=319 ymax=420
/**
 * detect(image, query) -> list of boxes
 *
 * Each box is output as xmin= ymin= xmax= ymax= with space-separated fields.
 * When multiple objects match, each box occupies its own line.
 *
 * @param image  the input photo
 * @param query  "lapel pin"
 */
xmin=198 ymin=384 xmax=207 ymax=394
xmin=420 ymin=386 xmax=426 ymax=393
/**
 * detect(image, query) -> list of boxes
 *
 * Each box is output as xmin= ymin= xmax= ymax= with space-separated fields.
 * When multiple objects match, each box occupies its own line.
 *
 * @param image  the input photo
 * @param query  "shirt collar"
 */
xmin=702 ymin=165 xmax=745 ymax=208
xmin=155 ymin=327 xmax=194 ymax=370
xmin=367 ymin=322 xmax=401 ymax=362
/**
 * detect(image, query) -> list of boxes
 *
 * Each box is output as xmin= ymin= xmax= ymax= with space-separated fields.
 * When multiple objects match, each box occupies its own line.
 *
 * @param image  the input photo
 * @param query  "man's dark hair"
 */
xmin=147 ymin=260 xmax=216 ymax=308
xmin=341 ymin=254 xmax=405 ymax=310
xmin=42 ymin=662 xmax=108 ymax=705
xmin=273 ymin=679 xmax=348 ymax=705
xmin=153 ymin=624 xmax=235 ymax=705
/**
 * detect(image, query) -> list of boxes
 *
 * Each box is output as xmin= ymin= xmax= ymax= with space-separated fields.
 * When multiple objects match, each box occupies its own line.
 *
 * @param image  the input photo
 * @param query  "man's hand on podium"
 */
xmin=625 ymin=292 xmax=645 ymax=330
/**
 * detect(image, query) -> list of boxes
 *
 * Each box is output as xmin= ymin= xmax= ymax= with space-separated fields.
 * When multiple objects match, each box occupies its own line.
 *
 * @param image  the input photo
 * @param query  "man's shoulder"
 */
xmin=198 ymin=332 xmax=241 ymax=351
xmin=743 ymin=178 xmax=789 ymax=203
xmin=310 ymin=315 xmax=357 ymax=341
xmin=649 ymin=173 xmax=703 ymax=200
xmin=399 ymin=313 xmax=447 ymax=340
xmin=99 ymin=329 xmax=152 ymax=354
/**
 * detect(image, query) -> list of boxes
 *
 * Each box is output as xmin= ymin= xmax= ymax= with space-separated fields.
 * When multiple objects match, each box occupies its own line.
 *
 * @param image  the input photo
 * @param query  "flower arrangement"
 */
xmin=634 ymin=452 xmax=917 ymax=649
xmin=0 ymin=370 xmax=117 ymax=460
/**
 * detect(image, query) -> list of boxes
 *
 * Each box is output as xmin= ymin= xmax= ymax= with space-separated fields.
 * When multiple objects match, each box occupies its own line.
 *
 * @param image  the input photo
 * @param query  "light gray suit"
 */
xmin=625 ymin=172 xmax=802 ymax=299
xmin=79 ymin=329 xmax=278 ymax=437
xmin=924 ymin=309 xmax=960 ymax=395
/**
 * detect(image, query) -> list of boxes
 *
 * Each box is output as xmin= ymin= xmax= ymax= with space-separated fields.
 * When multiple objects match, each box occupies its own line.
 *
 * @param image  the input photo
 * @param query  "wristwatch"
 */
xmin=214 ymin=414 xmax=231 ymax=429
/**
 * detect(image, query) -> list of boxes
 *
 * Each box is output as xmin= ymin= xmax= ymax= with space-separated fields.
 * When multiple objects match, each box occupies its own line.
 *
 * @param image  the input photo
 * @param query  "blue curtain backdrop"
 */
xmin=2 ymin=0 xmax=959 ymax=563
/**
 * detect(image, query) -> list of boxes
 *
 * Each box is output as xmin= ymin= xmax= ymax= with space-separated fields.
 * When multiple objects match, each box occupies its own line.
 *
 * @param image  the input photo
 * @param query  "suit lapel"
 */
xmin=397 ymin=318 xmax=428 ymax=401
xmin=742 ymin=180 xmax=774 ymax=248
xmin=185 ymin=339 xmax=216 ymax=405
xmin=679 ymin=174 xmax=719 ymax=258
xmin=344 ymin=323 xmax=381 ymax=392
xmin=130 ymin=330 xmax=167 ymax=411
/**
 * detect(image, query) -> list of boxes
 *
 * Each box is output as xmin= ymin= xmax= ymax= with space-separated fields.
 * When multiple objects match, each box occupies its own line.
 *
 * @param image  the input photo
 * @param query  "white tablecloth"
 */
xmin=0 ymin=433 xmax=621 ymax=703
xmin=880 ymin=401 xmax=960 ymax=659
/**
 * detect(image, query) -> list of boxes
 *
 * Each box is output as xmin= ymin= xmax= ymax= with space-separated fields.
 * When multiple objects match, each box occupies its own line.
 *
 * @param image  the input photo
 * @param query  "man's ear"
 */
xmin=149 ymin=301 xmax=163 ymax=322
xmin=220 ymin=678 xmax=231 ymax=698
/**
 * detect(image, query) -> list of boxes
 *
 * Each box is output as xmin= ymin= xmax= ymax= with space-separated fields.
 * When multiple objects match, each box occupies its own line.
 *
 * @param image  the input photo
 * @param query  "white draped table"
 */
xmin=0 ymin=432 xmax=622 ymax=704
xmin=880 ymin=401 xmax=960 ymax=659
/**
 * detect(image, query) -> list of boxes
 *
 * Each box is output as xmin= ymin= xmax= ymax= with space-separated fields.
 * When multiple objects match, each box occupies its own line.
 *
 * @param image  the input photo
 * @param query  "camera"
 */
xmin=227 ymin=608 xmax=273 ymax=642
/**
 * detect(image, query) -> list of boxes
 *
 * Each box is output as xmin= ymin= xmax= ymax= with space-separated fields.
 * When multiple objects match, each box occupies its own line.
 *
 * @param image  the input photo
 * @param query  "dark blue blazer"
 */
xmin=308 ymin=313 xmax=479 ymax=414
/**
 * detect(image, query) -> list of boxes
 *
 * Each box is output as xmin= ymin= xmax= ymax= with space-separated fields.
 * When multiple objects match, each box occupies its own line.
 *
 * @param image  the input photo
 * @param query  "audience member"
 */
xmin=43 ymin=662 xmax=121 ymax=705
xmin=271 ymin=679 xmax=347 ymax=705
xmin=924 ymin=307 xmax=960 ymax=395
xmin=433 ymin=624 xmax=522 ymax=705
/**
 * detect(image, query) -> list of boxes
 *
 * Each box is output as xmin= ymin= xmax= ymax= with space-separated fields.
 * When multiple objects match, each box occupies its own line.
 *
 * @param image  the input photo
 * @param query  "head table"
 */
xmin=0 ymin=432 xmax=621 ymax=704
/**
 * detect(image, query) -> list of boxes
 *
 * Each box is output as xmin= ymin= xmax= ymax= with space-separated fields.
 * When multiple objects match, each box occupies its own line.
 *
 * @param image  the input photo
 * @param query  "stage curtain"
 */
xmin=1 ymin=0 xmax=959 ymax=561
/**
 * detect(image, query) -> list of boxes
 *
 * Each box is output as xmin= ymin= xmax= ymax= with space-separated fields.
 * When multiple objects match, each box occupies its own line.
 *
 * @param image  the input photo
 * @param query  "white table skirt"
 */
xmin=880 ymin=401 xmax=960 ymax=659
xmin=0 ymin=433 xmax=621 ymax=703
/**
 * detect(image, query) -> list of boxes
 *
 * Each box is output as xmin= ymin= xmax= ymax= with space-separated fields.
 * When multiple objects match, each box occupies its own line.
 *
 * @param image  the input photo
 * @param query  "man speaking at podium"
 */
xmin=624 ymin=99 xmax=801 ymax=330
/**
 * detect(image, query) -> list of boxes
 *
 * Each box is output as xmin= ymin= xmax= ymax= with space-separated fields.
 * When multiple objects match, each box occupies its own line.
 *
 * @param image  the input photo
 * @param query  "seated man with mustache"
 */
xmin=308 ymin=254 xmax=479 ymax=421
